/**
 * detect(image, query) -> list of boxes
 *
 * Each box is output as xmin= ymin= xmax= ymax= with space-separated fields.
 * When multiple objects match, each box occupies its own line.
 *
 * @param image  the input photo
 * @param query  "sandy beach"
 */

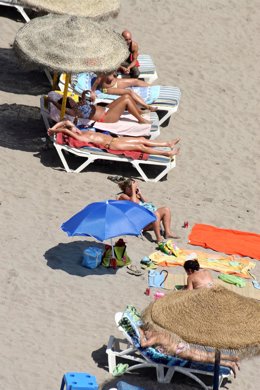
xmin=0 ymin=1 xmax=259 ymax=389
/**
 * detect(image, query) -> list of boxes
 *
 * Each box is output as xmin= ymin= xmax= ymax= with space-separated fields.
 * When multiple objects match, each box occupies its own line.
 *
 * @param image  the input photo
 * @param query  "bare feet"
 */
xmin=165 ymin=232 xmax=181 ymax=240
xmin=168 ymin=138 xmax=180 ymax=148
xmin=165 ymin=147 xmax=180 ymax=158
xmin=139 ymin=118 xmax=152 ymax=124
xmin=149 ymin=106 xmax=158 ymax=112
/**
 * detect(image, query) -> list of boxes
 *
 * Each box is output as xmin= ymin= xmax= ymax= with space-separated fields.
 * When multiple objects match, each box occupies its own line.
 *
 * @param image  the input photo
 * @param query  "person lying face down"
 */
xmin=117 ymin=178 xmax=180 ymax=243
xmin=138 ymin=327 xmax=240 ymax=378
xmin=47 ymin=120 xmax=180 ymax=159
xmin=47 ymin=92 xmax=152 ymax=124
xmin=183 ymin=259 xmax=214 ymax=290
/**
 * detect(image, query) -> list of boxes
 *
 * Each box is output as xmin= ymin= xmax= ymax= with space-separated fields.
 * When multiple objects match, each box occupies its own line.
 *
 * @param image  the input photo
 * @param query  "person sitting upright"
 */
xmin=184 ymin=259 xmax=214 ymax=290
xmin=116 ymin=178 xmax=180 ymax=243
xmin=118 ymin=30 xmax=140 ymax=78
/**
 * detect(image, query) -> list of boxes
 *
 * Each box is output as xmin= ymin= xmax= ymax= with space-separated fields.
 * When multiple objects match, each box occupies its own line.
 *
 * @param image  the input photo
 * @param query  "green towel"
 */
xmin=218 ymin=273 xmax=246 ymax=288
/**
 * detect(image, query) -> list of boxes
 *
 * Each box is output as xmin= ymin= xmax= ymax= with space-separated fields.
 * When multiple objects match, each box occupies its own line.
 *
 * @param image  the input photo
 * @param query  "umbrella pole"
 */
xmin=110 ymin=238 xmax=115 ymax=258
xmin=213 ymin=349 xmax=220 ymax=390
xmin=60 ymin=73 xmax=70 ymax=120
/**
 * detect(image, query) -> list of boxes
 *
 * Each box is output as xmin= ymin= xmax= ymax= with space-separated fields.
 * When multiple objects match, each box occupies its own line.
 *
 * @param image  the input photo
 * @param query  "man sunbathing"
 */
xmin=184 ymin=259 xmax=214 ymax=290
xmin=48 ymin=93 xmax=151 ymax=124
xmin=91 ymin=72 xmax=157 ymax=112
xmin=47 ymin=120 xmax=180 ymax=158
xmin=139 ymin=328 xmax=240 ymax=377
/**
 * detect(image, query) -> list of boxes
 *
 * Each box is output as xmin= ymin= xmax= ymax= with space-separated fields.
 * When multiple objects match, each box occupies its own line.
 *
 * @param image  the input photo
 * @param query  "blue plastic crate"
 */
xmin=60 ymin=372 xmax=98 ymax=390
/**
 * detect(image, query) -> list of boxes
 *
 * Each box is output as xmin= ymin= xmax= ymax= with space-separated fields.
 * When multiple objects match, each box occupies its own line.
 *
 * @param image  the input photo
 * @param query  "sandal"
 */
xmin=112 ymin=363 xmax=129 ymax=377
xmin=127 ymin=264 xmax=143 ymax=276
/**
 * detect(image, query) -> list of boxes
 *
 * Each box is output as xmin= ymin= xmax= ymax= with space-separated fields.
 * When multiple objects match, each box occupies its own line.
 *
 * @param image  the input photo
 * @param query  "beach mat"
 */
xmin=155 ymin=273 xmax=260 ymax=300
xmin=188 ymin=224 xmax=260 ymax=260
xmin=149 ymin=247 xmax=255 ymax=278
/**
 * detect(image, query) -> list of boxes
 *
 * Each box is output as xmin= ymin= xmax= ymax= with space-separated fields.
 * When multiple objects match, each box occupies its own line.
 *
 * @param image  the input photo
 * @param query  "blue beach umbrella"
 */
xmin=61 ymin=200 xmax=156 ymax=255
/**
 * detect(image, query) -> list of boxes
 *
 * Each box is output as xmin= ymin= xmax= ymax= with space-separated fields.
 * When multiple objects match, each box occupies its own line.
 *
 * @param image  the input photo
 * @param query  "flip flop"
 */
xmin=127 ymin=264 xmax=143 ymax=276
xmin=112 ymin=363 xmax=129 ymax=377
xmin=252 ymin=280 xmax=260 ymax=289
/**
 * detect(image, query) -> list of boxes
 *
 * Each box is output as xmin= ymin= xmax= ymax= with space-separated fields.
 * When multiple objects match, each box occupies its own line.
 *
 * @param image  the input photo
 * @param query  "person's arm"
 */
xmin=186 ymin=276 xmax=194 ymax=290
xmin=48 ymin=99 xmax=76 ymax=117
xmin=136 ymin=187 xmax=147 ymax=202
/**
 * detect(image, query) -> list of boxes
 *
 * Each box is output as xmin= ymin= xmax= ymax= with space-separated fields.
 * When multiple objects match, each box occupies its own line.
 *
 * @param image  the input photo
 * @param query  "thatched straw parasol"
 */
xmin=142 ymin=285 xmax=260 ymax=358
xmin=13 ymin=14 xmax=128 ymax=74
xmin=20 ymin=0 xmax=120 ymax=19
xmin=13 ymin=13 xmax=128 ymax=118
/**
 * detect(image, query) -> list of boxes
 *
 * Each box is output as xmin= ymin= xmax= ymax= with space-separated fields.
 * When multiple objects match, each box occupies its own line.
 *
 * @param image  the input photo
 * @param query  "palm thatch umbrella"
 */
xmin=141 ymin=285 xmax=260 ymax=388
xmin=13 ymin=13 xmax=128 ymax=118
xmin=20 ymin=0 xmax=120 ymax=20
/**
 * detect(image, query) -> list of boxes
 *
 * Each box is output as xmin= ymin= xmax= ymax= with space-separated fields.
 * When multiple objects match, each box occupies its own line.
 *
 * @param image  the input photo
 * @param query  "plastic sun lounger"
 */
xmin=40 ymin=97 xmax=175 ymax=182
xmin=40 ymin=94 xmax=161 ymax=140
xmin=58 ymin=74 xmax=181 ymax=128
xmin=0 ymin=0 xmax=31 ymax=22
xmin=106 ymin=312 xmax=232 ymax=388
xmin=94 ymin=86 xmax=181 ymax=128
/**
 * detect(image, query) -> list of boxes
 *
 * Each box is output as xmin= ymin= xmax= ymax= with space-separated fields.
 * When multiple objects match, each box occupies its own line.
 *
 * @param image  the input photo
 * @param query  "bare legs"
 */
xmin=105 ymin=95 xmax=152 ymax=124
xmin=117 ymin=78 xmax=149 ymax=88
xmin=47 ymin=121 xmax=181 ymax=158
xmin=105 ymin=88 xmax=157 ymax=112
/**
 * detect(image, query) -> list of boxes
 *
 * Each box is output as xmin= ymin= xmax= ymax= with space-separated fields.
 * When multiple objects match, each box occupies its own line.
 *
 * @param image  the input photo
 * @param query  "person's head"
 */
xmin=183 ymin=259 xmax=200 ymax=275
xmin=57 ymin=97 xmax=77 ymax=109
xmin=122 ymin=30 xmax=132 ymax=46
xmin=118 ymin=178 xmax=135 ymax=195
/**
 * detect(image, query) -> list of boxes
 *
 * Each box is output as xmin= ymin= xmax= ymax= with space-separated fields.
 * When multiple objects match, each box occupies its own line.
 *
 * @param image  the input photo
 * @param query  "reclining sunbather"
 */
xmin=115 ymin=178 xmax=179 ymax=242
xmin=91 ymin=72 xmax=157 ymax=112
xmin=47 ymin=92 xmax=151 ymax=124
xmin=139 ymin=327 xmax=240 ymax=377
xmin=47 ymin=120 xmax=180 ymax=158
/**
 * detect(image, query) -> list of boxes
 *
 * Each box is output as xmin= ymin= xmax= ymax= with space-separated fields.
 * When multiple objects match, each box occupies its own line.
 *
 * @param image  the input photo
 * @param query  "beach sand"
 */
xmin=0 ymin=1 xmax=259 ymax=389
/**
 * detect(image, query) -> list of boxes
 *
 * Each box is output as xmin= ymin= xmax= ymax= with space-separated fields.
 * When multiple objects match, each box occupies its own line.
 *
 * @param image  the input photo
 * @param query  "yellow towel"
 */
xmin=149 ymin=244 xmax=255 ymax=279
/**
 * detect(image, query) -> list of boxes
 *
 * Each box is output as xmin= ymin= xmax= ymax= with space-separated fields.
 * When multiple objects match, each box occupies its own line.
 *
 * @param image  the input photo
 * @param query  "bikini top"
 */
xmin=77 ymin=103 xmax=93 ymax=119
xmin=139 ymin=201 xmax=157 ymax=213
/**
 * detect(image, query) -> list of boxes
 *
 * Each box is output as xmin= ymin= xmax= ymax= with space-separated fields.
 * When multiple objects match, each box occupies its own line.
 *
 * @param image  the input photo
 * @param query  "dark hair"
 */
xmin=57 ymin=97 xmax=74 ymax=109
xmin=183 ymin=259 xmax=200 ymax=272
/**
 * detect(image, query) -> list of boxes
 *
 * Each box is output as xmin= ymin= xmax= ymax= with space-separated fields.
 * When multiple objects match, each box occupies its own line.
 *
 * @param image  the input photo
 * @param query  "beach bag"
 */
xmin=102 ymin=239 xmax=132 ymax=268
xmin=82 ymin=246 xmax=104 ymax=269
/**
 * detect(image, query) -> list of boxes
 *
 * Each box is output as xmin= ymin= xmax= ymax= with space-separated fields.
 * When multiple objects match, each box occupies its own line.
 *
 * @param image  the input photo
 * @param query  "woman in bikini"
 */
xmin=47 ymin=120 xmax=180 ymax=158
xmin=91 ymin=72 xmax=158 ymax=113
xmin=184 ymin=259 xmax=215 ymax=290
xmin=116 ymin=178 xmax=180 ymax=243
xmin=47 ymin=91 xmax=152 ymax=125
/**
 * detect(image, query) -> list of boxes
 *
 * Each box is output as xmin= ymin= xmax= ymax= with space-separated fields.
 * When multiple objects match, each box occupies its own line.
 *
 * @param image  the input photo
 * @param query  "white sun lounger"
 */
xmin=51 ymin=140 xmax=176 ymax=182
xmin=40 ymin=96 xmax=175 ymax=182
xmin=58 ymin=73 xmax=181 ymax=128
xmin=40 ymin=94 xmax=161 ymax=140
xmin=0 ymin=0 xmax=31 ymax=22
xmin=106 ymin=312 xmax=232 ymax=387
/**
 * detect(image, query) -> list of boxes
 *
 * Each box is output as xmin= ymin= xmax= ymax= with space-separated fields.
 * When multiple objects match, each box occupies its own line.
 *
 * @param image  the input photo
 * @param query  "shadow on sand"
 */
xmin=0 ymin=48 xmax=50 ymax=95
xmin=0 ymin=103 xmax=46 ymax=151
xmin=44 ymin=240 xmax=120 ymax=276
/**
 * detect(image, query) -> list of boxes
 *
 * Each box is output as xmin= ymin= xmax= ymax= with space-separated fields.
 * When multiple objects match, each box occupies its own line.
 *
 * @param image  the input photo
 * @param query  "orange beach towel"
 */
xmin=188 ymin=224 xmax=260 ymax=260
